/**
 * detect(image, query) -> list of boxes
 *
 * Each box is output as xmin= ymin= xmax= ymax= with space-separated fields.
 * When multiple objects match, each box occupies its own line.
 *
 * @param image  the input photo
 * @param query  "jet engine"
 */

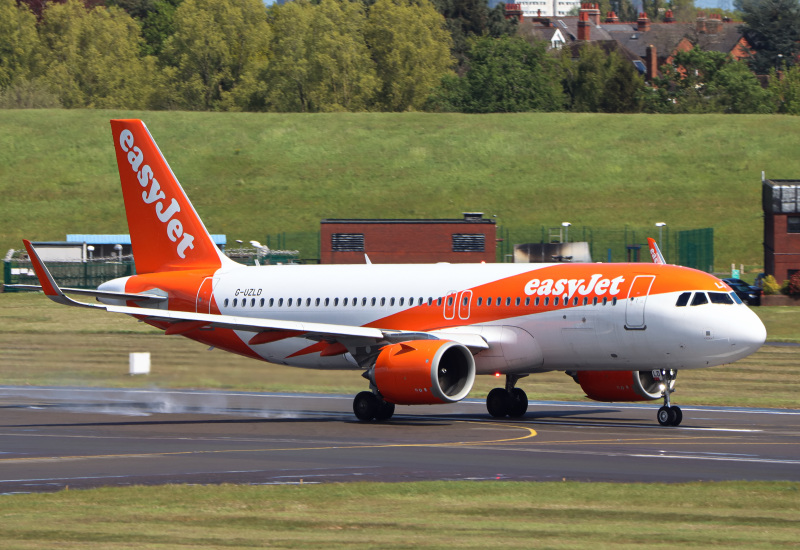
xmin=572 ymin=370 xmax=676 ymax=402
xmin=370 ymin=340 xmax=476 ymax=405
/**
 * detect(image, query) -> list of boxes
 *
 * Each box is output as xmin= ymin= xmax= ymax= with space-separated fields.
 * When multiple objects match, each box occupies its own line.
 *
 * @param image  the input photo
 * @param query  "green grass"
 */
xmin=1 ymin=482 xmax=798 ymax=548
xmin=2 ymin=292 xmax=799 ymax=408
xmin=2 ymin=110 xmax=799 ymax=274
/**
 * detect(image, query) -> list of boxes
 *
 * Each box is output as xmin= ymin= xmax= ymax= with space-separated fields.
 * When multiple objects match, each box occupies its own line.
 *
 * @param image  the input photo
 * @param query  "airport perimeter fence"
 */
xmin=3 ymin=226 xmax=714 ymax=290
xmin=498 ymin=226 xmax=715 ymax=272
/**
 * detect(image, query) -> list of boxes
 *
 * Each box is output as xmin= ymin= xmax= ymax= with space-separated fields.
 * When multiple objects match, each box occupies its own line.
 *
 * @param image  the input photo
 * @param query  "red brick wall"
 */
xmin=320 ymin=221 xmax=496 ymax=264
xmin=764 ymin=212 xmax=800 ymax=282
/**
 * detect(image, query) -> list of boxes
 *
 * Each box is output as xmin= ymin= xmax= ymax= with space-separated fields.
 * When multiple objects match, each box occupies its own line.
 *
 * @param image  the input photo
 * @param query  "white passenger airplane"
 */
xmin=16 ymin=119 xmax=767 ymax=426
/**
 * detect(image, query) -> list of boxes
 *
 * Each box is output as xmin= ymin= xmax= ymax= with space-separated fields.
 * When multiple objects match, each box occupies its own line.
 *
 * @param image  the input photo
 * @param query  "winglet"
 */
xmin=647 ymin=238 xmax=666 ymax=265
xmin=22 ymin=240 xmax=101 ymax=309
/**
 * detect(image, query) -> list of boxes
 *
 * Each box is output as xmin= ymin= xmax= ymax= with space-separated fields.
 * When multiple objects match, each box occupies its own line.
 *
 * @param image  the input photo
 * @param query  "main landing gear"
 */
xmin=656 ymin=369 xmax=682 ymax=426
xmin=486 ymin=374 xmax=528 ymax=418
xmin=353 ymin=391 xmax=395 ymax=422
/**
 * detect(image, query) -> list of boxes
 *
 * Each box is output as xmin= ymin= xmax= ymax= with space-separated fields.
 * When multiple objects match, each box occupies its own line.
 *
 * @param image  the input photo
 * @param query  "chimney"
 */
xmin=646 ymin=44 xmax=658 ymax=82
xmin=706 ymin=13 xmax=721 ymax=34
xmin=587 ymin=3 xmax=601 ymax=26
xmin=578 ymin=10 xmax=591 ymax=41
xmin=637 ymin=12 xmax=651 ymax=32
xmin=504 ymin=3 xmax=523 ymax=22
xmin=605 ymin=11 xmax=619 ymax=23
xmin=696 ymin=12 xmax=707 ymax=33
xmin=579 ymin=3 xmax=601 ymax=26
xmin=664 ymin=9 xmax=675 ymax=23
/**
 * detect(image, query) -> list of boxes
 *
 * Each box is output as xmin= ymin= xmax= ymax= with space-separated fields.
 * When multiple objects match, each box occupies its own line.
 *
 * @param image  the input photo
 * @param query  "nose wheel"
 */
xmin=656 ymin=369 xmax=682 ymax=426
xmin=486 ymin=375 xmax=528 ymax=418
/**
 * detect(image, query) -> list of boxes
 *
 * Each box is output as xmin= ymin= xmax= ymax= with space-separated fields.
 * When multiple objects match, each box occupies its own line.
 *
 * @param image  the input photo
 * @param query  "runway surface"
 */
xmin=1 ymin=386 xmax=798 ymax=493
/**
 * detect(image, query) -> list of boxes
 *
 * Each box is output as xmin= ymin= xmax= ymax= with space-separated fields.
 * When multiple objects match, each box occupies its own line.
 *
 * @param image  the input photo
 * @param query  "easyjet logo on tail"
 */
xmin=524 ymin=274 xmax=625 ymax=300
xmin=119 ymin=129 xmax=195 ymax=259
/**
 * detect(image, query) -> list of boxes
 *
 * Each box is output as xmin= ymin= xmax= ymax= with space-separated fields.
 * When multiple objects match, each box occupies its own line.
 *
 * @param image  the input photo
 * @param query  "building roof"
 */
xmin=66 ymin=234 xmax=228 ymax=245
xmin=605 ymin=21 xmax=746 ymax=59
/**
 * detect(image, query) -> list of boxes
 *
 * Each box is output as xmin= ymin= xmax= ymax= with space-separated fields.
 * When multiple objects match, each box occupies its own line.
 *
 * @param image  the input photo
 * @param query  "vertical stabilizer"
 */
xmin=110 ymin=120 xmax=230 ymax=274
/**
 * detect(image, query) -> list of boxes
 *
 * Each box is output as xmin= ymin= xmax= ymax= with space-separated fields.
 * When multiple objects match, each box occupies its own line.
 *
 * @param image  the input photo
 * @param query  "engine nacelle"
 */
xmin=575 ymin=370 xmax=676 ymax=402
xmin=372 ymin=340 xmax=476 ymax=405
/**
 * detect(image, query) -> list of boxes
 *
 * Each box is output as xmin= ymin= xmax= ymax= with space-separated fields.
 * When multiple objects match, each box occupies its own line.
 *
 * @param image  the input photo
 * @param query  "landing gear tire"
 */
xmin=374 ymin=400 xmax=395 ymax=422
xmin=486 ymin=388 xmax=510 ymax=418
xmin=509 ymin=388 xmax=528 ymax=418
xmin=354 ymin=391 xmax=379 ymax=421
xmin=657 ymin=405 xmax=682 ymax=426
xmin=669 ymin=405 xmax=683 ymax=426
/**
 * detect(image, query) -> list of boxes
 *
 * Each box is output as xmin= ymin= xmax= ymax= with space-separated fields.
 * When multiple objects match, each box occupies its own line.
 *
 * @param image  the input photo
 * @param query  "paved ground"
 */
xmin=1 ymin=386 xmax=798 ymax=493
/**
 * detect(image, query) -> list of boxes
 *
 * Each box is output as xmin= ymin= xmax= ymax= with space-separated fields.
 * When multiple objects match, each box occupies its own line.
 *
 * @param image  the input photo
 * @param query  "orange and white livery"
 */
xmin=19 ymin=120 xmax=767 ymax=426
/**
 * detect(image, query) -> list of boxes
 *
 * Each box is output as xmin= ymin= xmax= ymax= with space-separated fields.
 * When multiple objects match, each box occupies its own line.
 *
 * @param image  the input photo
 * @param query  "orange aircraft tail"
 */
xmin=110 ymin=119 xmax=229 ymax=274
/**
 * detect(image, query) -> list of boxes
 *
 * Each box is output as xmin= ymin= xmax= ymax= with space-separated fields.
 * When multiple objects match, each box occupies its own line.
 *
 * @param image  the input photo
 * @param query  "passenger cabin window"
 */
xmin=676 ymin=292 xmax=691 ymax=307
xmin=691 ymin=292 xmax=708 ymax=306
xmin=709 ymin=292 xmax=734 ymax=305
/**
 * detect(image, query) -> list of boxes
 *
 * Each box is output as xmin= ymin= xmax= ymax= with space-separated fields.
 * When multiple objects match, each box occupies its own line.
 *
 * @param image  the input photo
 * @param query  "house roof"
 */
xmin=605 ymin=22 xmax=746 ymax=59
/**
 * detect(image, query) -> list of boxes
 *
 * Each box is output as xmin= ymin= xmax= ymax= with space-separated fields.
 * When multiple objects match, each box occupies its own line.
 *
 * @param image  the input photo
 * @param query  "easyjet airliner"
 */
xmin=15 ymin=120 xmax=767 ymax=426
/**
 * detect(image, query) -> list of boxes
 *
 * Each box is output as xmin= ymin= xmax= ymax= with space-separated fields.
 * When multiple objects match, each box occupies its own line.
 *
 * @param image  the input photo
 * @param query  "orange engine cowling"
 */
xmin=575 ymin=370 xmax=676 ymax=402
xmin=373 ymin=340 xmax=476 ymax=405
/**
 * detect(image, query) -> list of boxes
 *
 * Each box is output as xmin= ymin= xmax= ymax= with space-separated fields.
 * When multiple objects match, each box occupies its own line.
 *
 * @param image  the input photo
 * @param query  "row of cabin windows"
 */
xmin=675 ymin=291 xmax=740 ymax=307
xmin=224 ymin=294 xmax=618 ymax=309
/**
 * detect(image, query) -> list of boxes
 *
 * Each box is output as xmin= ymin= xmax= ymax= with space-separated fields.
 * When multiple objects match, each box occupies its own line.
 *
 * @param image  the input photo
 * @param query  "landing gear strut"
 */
xmin=353 ymin=391 xmax=395 ymax=422
xmin=656 ymin=369 xmax=682 ymax=426
xmin=486 ymin=374 xmax=528 ymax=418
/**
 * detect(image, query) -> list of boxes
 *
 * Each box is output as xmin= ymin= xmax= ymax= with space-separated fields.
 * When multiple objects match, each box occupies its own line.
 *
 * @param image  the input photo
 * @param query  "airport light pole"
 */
xmin=655 ymin=222 xmax=666 ymax=257
xmin=562 ymin=222 xmax=571 ymax=243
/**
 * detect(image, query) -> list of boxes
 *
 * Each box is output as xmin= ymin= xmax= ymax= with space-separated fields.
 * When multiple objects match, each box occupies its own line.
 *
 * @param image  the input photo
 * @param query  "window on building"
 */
xmin=789 ymin=217 xmax=800 ymax=233
xmin=452 ymin=234 xmax=485 ymax=252
xmin=331 ymin=233 xmax=365 ymax=251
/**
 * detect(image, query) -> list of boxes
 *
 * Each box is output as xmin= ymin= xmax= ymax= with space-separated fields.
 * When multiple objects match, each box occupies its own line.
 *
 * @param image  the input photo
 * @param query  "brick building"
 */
xmin=763 ymin=178 xmax=800 ymax=282
xmin=320 ymin=213 xmax=496 ymax=264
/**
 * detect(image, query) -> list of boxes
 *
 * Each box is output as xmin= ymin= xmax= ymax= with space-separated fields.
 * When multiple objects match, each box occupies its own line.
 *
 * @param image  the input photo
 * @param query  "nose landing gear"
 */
xmin=656 ymin=369 xmax=682 ymax=426
xmin=486 ymin=374 xmax=528 ymax=418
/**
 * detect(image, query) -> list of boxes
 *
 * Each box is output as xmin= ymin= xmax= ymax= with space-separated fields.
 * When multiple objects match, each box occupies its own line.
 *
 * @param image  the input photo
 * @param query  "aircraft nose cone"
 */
xmin=731 ymin=307 xmax=767 ymax=353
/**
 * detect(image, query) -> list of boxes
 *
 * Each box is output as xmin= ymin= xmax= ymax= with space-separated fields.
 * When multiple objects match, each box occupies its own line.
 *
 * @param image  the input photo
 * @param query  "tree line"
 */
xmin=2 ymin=0 xmax=800 ymax=114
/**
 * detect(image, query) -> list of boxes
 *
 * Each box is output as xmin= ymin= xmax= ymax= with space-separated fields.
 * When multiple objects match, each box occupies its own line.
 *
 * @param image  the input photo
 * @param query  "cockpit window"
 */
xmin=675 ymin=292 xmax=691 ymax=307
xmin=691 ymin=292 xmax=708 ymax=306
xmin=730 ymin=292 xmax=743 ymax=304
xmin=709 ymin=292 xmax=734 ymax=305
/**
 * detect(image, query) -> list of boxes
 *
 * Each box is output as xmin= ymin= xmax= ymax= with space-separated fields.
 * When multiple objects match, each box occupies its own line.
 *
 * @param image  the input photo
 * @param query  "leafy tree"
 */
xmin=266 ymin=0 xmax=377 ymax=112
xmin=159 ymin=0 xmax=271 ymax=110
xmin=38 ymin=0 xmax=157 ymax=108
xmin=558 ymin=43 xmax=644 ymax=113
xmin=736 ymin=0 xmax=800 ymax=74
xmin=0 ymin=0 xmax=43 ymax=90
xmin=427 ymin=35 xmax=563 ymax=112
xmin=431 ymin=0 xmax=515 ymax=69
xmin=770 ymin=64 xmax=800 ymax=114
xmin=645 ymin=47 xmax=772 ymax=113
xmin=366 ymin=0 xmax=454 ymax=111
xmin=106 ymin=0 xmax=183 ymax=56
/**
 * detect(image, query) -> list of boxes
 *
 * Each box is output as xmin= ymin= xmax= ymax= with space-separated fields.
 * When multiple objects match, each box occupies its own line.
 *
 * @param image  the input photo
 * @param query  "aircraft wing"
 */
xmin=19 ymin=239 xmax=488 ymax=351
xmin=4 ymin=284 xmax=167 ymax=305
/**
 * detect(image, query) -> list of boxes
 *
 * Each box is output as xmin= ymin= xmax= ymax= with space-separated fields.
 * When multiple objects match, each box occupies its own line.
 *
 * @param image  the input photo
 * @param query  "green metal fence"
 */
xmin=498 ymin=225 xmax=714 ymax=272
xmin=4 ymin=259 xmax=136 ymax=291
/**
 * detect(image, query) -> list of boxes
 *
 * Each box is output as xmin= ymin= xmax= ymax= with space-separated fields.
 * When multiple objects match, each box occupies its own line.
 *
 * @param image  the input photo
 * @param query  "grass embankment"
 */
xmin=1 ymin=482 xmax=797 ymax=548
xmin=1 ymin=293 xmax=798 ymax=409
xmin=2 ymin=110 xmax=799 ymax=272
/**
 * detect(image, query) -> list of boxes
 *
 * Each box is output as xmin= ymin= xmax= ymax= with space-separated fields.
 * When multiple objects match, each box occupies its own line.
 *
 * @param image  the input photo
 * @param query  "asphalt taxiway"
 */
xmin=0 ymin=386 xmax=798 ymax=493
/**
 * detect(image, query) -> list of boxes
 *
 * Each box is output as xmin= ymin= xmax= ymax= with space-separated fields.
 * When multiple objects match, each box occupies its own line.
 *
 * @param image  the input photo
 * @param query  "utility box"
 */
xmin=129 ymin=352 xmax=151 ymax=375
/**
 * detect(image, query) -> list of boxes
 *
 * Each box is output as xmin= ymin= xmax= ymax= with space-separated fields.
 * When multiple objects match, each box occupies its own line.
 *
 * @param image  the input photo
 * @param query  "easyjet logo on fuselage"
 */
xmin=524 ymin=274 xmax=626 ymax=300
xmin=119 ymin=129 xmax=195 ymax=259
